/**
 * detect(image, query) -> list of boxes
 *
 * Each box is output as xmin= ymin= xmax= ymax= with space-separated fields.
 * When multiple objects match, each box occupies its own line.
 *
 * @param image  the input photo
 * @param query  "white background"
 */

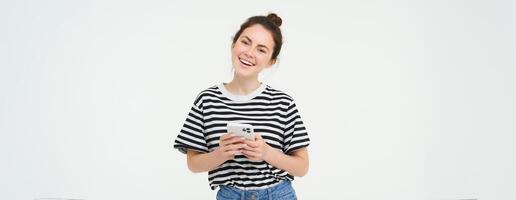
xmin=1 ymin=1 xmax=515 ymax=200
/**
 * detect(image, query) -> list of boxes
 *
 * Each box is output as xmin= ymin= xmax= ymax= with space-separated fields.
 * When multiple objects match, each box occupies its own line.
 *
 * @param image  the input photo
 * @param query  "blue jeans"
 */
xmin=216 ymin=180 xmax=297 ymax=200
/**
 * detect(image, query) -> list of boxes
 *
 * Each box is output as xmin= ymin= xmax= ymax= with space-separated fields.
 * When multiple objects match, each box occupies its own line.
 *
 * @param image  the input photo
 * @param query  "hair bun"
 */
xmin=267 ymin=13 xmax=282 ymax=27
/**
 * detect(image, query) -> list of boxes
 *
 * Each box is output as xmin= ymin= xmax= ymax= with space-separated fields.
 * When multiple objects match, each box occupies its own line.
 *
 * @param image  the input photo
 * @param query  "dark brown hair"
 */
xmin=232 ymin=13 xmax=283 ymax=61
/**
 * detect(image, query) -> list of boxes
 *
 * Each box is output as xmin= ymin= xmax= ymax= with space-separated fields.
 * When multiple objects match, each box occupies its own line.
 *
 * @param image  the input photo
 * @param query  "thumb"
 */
xmin=255 ymin=133 xmax=263 ymax=140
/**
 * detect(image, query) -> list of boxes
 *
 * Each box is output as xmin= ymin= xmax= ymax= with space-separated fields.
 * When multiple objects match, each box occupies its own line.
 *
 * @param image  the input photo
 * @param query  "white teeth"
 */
xmin=239 ymin=58 xmax=254 ymax=66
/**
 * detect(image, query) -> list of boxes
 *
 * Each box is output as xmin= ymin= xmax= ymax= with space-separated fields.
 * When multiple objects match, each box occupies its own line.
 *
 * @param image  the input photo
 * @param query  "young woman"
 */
xmin=174 ymin=13 xmax=310 ymax=200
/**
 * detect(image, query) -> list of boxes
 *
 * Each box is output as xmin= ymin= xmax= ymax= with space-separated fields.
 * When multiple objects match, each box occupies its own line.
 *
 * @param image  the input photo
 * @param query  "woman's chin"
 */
xmin=234 ymin=68 xmax=257 ymax=78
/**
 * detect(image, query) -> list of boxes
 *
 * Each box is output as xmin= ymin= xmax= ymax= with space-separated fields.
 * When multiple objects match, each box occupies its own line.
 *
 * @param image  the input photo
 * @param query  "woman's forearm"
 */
xmin=186 ymin=150 xmax=227 ymax=173
xmin=187 ymin=146 xmax=309 ymax=176
xmin=264 ymin=147 xmax=309 ymax=177
xmin=186 ymin=134 xmax=249 ymax=173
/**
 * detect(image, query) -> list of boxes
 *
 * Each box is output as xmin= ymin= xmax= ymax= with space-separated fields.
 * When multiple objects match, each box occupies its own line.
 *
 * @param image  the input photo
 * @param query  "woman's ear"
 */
xmin=267 ymin=59 xmax=277 ymax=67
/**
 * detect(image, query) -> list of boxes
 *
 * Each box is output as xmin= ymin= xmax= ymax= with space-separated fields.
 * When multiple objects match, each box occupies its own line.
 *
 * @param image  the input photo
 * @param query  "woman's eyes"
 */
xmin=240 ymin=40 xmax=267 ymax=54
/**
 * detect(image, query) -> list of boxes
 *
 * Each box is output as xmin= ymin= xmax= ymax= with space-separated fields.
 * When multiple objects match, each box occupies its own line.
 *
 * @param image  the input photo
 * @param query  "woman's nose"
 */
xmin=244 ymin=47 xmax=255 ymax=58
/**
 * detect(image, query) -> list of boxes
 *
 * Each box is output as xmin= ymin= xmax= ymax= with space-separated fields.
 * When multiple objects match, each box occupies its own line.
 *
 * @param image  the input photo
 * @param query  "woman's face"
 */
xmin=231 ymin=24 xmax=276 ymax=79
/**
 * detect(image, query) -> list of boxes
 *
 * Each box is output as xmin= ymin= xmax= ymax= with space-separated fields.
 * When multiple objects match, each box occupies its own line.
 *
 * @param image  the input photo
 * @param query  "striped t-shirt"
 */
xmin=173 ymin=83 xmax=310 ymax=190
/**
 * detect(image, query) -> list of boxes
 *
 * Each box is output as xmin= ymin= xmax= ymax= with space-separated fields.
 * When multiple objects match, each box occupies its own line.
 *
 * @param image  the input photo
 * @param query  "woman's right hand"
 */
xmin=215 ymin=133 xmax=245 ymax=160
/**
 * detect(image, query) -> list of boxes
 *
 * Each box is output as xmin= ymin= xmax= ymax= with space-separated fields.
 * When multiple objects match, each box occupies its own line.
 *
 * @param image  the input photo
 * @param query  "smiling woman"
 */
xmin=173 ymin=13 xmax=310 ymax=200
xmin=231 ymin=25 xmax=276 ymax=79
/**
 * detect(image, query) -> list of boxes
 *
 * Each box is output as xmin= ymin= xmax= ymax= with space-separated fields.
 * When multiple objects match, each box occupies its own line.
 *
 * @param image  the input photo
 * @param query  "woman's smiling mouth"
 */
xmin=239 ymin=58 xmax=255 ymax=67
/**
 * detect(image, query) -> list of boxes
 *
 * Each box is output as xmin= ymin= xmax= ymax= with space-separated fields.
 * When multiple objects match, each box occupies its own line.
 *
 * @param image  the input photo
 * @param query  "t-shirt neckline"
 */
xmin=218 ymin=82 xmax=266 ymax=102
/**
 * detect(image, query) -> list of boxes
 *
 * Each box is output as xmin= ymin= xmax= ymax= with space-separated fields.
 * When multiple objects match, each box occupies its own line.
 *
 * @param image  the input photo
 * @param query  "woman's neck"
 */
xmin=225 ymin=76 xmax=261 ymax=96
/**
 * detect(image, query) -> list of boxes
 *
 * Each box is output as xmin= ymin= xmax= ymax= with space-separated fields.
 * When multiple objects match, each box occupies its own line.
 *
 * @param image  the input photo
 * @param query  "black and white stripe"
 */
xmin=174 ymin=84 xmax=310 ymax=190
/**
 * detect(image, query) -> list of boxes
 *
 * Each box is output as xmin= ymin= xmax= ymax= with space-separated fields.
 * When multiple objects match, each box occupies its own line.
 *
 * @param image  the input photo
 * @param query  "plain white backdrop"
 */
xmin=1 ymin=1 xmax=515 ymax=200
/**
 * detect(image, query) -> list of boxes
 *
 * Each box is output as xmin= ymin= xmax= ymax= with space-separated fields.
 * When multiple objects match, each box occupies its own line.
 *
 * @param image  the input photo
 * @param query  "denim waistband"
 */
xmin=217 ymin=180 xmax=297 ymax=200
xmin=222 ymin=180 xmax=288 ymax=192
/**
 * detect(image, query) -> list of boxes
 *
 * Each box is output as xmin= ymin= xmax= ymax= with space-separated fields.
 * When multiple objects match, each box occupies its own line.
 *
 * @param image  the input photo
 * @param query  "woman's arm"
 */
xmin=242 ymin=134 xmax=309 ymax=177
xmin=186 ymin=133 xmax=245 ymax=173
xmin=264 ymin=147 xmax=309 ymax=177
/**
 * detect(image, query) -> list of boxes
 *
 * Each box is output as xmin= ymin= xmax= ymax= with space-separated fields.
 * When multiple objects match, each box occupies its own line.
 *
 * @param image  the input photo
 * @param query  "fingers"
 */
xmin=217 ymin=133 xmax=248 ymax=160
xmin=243 ymin=139 xmax=259 ymax=148
xmin=217 ymin=143 xmax=246 ymax=159
xmin=242 ymin=143 xmax=260 ymax=153
xmin=220 ymin=133 xmax=235 ymax=141
xmin=224 ymin=136 xmax=245 ymax=145
xmin=240 ymin=134 xmax=269 ymax=161
xmin=219 ymin=133 xmax=244 ymax=146
xmin=223 ymin=143 xmax=246 ymax=152
xmin=242 ymin=133 xmax=262 ymax=148
xmin=218 ymin=133 xmax=267 ymax=161
xmin=226 ymin=150 xmax=240 ymax=156
xmin=241 ymin=150 xmax=260 ymax=160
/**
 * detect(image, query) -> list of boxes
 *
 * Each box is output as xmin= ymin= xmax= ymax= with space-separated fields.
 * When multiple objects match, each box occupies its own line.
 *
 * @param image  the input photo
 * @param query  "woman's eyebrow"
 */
xmin=242 ymin=36 xmax=270 ymax=50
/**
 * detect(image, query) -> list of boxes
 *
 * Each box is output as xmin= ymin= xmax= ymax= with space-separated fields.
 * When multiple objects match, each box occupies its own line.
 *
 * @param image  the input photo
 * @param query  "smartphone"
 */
xmin=227 ymin=122 xmax=255 ymax=141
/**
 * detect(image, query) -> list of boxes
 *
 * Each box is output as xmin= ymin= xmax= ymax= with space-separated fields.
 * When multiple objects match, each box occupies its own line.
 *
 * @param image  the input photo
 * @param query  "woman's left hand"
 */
xmin=241 ymin=133 xmax=271 ymax=162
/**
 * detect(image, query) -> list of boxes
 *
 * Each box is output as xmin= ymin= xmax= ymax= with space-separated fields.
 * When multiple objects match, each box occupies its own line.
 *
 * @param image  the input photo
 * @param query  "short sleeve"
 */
xmin=283 ymin=101 xmax=310 ymax=154
xmin=173 ymin=96 xmax=209 ymax=154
